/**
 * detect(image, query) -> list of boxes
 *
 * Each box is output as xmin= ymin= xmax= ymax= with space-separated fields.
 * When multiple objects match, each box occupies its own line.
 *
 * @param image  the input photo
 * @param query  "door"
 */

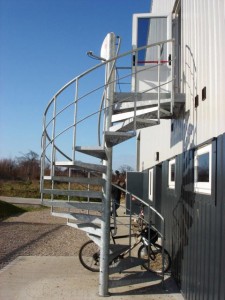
xmin=132 ymin=13 xmax=172 ymax=94
xmin=126 ymin=171 xmax=144 ymax=215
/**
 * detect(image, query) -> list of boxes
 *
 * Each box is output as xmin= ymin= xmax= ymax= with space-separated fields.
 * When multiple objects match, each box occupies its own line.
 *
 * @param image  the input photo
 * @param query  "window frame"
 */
xmin=148 ymin=168 xmax=154 ymax=201
xmin=194 ymin=144 xmax=212 ymax=195
xmin=168 ymin=158 xmax=176 ymax=189
xmin=132 ymin=13 xmax=172 ymax=51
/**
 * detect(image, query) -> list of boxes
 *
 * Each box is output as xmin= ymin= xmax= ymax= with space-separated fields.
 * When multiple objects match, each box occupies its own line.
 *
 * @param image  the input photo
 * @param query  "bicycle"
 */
xmin=136 ymin=202 xmax=145 ymax=230
xmin=78 ymin=225 xmax=171 ymax=274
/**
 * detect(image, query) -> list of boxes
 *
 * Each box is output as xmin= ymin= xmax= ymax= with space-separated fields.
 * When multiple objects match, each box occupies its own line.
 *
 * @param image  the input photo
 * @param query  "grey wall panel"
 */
xmin=126 ymin=171 xmax=144 ymax=215
xmin=155 ymin=133 xmax=225 ymax=300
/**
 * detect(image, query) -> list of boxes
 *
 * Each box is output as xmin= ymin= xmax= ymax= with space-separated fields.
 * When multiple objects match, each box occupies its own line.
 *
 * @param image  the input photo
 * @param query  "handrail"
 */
xmin=111 ymin=182 xmax=166 ymax=284
xmin=43 ymin=38 xmax=174 ymax=117
xmin=41 ymin=38 xmax=175 ymax=179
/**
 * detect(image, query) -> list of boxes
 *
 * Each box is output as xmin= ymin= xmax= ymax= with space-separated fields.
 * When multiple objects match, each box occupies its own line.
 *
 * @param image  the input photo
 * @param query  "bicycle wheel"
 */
xmin=138 ymin=243 xmax=171 ymax=274
xmin=79 ymin=240 xmax=100 ymax=272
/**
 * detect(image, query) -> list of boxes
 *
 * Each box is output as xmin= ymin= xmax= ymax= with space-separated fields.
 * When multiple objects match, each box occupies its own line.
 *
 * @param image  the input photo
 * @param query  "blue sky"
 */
xmin=0 ymin=0 xmax=150 ymax=170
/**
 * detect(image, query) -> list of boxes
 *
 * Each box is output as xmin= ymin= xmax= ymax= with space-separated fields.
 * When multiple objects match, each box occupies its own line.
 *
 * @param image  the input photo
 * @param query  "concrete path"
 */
xmin=0 ymin=256 xmax=184 ymax=300
xmin=0 ymin=196 xmax=184 ymax=299
xmin=0 ymin=196 xmax=42 ymax=205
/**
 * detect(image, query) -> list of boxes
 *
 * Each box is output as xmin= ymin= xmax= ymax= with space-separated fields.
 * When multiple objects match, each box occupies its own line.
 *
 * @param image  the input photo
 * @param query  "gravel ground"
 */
xmin=0 ymin=208 xmax=89 ymax=270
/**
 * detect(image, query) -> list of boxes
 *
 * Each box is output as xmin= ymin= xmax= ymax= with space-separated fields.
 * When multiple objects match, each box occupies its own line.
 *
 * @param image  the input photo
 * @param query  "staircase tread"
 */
xmin=75 ymin=146 xmax=107 ymax=160
xmin=54 ymin=160 xmax=107 ymax=173
xmin=109 ymin=244 xmax=130 ymax=263
xmin=76 ymin=222 xmax=101 ymax=229
xmin=114 ymin=91 xmax=185 ymax=103
xmin=43 ymin=175 xmax=105 ymax=185
xmin=105 ymin=131 xmax=135 ymax=137
xmin=109 ymin=256 xmax=148 ymax=274
xmin=51 ymin=212 xmax=102 ymax=223
xmin=68 ymin=222 xmax=102 ymax=236
xmin=42 ymin=200 xmax=102 ymax=211
xmin=42 ymin=188 xmax=103 ymax=199
xmin=114 ymin=92 xmax=171 ymax=102
xmin=112 ymin=106 xmax=158 ymax=122
xmin=104 ymin=131 xmax=136 ymax=147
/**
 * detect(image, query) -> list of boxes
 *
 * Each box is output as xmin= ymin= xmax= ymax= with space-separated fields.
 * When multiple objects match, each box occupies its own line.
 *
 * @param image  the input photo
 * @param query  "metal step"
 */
xmin=112 ymin=106 xmax=172 ymax=123
xmin=114 ymin=96 xmax=172 ymax=113
xmin=109 ymin=118 xmax=159 ymax=133
xmin=110 ymin=108 xmax=171 ymax=133
xmin=52 ymin=211 xmax=102 ymax=224
xmin=108 ymin=244 xmax=130 ymax=263
xmin=87 ymin=233 xmax=101 ymax=246
xmin=109 ymin=256 xmax=147 ymax=274
xmin=51 ymin=211 xmax=102 ymax=223
xmin=104 ymin=131 xmax=136 ymax=147
xmin=112 ymin=106 xmax=159 ymax=123
xmin=113 ymin=93 xmax=185 ymax=122
xmin=114 ymin=92 xmax=171 ymax=103
xmin=55 ymin=160 xmax=107 ymax=173
xmin=75 ymin=146 xmax=107 ymax=160
xmin=109 ymin=270 xmax=161 ymax=288
xmin=42 ymin=200 xmax=102 ymax=211
xmin=43 ymin=175 xmax=105 ymax=186
xmin=114 ymin=92 xmax=185 ymax=104
xmin=42 ymin=189 xmax=103 ymax=200
xmin=68 ymin=222 xmax=102 ymax=236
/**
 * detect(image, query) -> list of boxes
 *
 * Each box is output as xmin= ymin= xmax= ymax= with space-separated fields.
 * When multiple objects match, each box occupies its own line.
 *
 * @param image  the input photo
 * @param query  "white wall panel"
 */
xmin=138 ymin=0 xmax=225 ymax=170
xmin=182 ymin=0 xmax=225 ymax=147
xmin=151 ymin=0 xmax=175 ymax=14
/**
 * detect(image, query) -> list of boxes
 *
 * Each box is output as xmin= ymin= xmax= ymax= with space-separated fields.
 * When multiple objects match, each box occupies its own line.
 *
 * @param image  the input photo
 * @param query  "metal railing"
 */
xmin=111 ymin=182 xmax=166 ymax=286
xmin=40 ymin=38 xmax=175 ymax=193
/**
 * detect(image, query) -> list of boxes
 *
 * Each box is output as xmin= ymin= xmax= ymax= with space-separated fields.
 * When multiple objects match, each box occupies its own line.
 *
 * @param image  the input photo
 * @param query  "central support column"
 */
xmin=99 ymin=32 xmax=116 ymax=297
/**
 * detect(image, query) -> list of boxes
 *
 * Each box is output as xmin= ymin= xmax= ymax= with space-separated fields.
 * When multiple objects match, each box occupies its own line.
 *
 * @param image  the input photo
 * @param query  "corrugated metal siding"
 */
xmin=138 ymin=0 xmax=225 ymax=169
xmin=182 ymin=0 xmax=225 ymax=146
xmin=151 ymin=0 xmax=175 ymax=14
xmin=156 ymin=133 xmax=225 ymax=300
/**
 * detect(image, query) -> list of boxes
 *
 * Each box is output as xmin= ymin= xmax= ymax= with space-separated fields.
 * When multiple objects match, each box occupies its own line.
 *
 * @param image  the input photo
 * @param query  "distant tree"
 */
xmin=16 ymin=150 xmax=40 ymax=180
xmin=0 ymin=158 xmax=16 ymax=180
xmin=118 ymin=164 xmax=134 ymax=175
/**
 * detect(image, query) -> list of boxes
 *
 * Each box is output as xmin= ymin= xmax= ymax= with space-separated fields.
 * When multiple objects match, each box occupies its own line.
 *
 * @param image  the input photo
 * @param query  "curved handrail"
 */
xmin=43 ymin=38 xmax=174 ymax=118
xmin=111 ymin=182 xmax=165 ymax=282
xmin=41 ymin=38 xmax=175 ymax=170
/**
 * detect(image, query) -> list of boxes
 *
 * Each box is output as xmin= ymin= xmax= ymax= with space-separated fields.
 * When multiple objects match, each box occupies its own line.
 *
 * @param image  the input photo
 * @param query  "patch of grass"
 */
xmin=0 ymin=200 xmax=47 ymax=220
xmin=0 ymin=200 xmax=26 ymax=220
xmin=0 ymin=180 xmax=41 ymax=198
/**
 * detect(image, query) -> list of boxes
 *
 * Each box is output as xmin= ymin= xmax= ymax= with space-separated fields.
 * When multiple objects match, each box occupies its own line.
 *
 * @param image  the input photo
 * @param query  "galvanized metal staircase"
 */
xmin=40 ymin=34 xmax=183 ymax=296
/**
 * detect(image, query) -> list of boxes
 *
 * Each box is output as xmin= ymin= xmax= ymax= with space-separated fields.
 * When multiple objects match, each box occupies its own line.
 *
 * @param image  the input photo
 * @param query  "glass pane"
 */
xmin=137 ymin=17 xmax=167 ymax=65
xmin=170 ymin=164 xmax=175 ymax=182
xmin=149 ymin=172 xmax=152 ymax=194
xmin=197 ymin=153 xmax=209 ymax=182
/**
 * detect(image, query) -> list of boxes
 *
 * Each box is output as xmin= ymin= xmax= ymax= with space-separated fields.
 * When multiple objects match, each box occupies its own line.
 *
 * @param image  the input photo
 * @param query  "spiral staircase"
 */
xmin=40 ymin=33 xmax=184 ymax=296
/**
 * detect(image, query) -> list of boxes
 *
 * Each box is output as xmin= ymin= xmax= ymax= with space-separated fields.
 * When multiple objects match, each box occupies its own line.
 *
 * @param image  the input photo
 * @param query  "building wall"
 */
xmin=182 ymin=0 xmax=225 ymax=146
xmin=156 ymin=133 xmax=225 ymax=300
xmin=138 ymin=119 xmax=183 ymax=170
xmin=151 ymin=0 xmax=175 ymax=14
xmin=138 ymin=0 xmax=225 ymax=170
xmin=135 ymin=1 xmax=225 ymax=299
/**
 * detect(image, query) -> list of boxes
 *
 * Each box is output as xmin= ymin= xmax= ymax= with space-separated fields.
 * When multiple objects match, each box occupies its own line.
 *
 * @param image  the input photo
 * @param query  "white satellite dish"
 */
xmin=100 ymin=33 xmax=114 ymax=61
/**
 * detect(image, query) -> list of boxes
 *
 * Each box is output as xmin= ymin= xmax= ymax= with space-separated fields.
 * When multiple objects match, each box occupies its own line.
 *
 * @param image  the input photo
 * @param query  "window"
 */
xmin=148 ymin=168 xmax=154 ymax=201
xmin=137 ymin=16 xmax=167 ymax=66
xmin=194 ymin=144 xmax=212 ymax=194
xmin=168 ymin=158 xmax=175 ymax=189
